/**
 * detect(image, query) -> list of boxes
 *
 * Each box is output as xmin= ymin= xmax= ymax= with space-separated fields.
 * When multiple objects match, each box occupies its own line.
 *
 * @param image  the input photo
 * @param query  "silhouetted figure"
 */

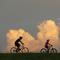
xmin=15 ymin=36 xmax=24 ymax=52
xmin=45 ymin=39 xmax=52 ymax=52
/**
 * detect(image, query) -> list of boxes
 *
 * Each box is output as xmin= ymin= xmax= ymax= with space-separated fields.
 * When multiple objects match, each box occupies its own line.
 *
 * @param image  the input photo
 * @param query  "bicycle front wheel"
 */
xmin=10 ymin=47 xmax=17 ymax=53
xmin=21 ymin=47 xmax=29 ymax=53
xmin=50 ymin=48 xmax=57 ymax=53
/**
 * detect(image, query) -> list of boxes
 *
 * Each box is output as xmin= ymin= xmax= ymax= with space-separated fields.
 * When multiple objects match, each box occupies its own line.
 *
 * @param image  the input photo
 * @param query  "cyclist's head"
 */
xmin=19 ymin=36 xmax=23 ymax=39
xmin=47 ymin=39 xmax=50 ymax=42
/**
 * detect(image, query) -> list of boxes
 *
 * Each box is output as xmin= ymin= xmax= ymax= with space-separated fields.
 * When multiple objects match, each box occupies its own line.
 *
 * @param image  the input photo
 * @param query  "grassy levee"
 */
xmin=0 ymin=53 xmax=60 ymax=60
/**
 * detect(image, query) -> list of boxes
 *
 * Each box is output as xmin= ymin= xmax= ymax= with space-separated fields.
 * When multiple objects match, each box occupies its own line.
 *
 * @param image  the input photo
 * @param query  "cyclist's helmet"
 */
xmin=19 ymin=36 xmax=23 ymax=39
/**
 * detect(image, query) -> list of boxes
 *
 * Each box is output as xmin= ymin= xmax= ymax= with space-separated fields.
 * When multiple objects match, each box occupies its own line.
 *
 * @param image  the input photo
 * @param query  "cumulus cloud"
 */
xmin=37 ymin=19 xmax=60 ymax=52
xmin=6 ymin=19 xmax=60 ymax=53
xmin=6 ymin=29 xmax=36 ymax=52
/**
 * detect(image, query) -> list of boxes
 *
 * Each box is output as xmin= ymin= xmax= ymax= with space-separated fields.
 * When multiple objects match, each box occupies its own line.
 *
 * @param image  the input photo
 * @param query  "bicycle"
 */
xmin=10 ymin=45 xmax=29 ymax=53
xmin=40 ymin=45 xmax=57 ymax=53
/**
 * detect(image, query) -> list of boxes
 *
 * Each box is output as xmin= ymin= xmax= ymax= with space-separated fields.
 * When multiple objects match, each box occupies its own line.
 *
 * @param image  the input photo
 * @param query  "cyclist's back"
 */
xmin=15 ymin=38 xmax=21 ymax=44
xmin=45 ymin=39 xmax=50 ymax=50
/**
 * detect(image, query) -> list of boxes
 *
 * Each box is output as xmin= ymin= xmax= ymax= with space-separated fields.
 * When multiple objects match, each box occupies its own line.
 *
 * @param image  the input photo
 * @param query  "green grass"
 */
xmin=0 ymin=53 xmax=60 ymax=60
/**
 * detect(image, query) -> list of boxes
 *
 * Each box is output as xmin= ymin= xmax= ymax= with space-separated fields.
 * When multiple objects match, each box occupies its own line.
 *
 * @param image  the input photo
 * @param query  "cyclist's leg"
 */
xmin=48 ymin=47 xmax=50 ymax=53
xmin=45 ymin=46 xmax=49 ymax=53
xmin=47 ymin=45 xmax=51 ymax=53
xmin=15 ymin=43 xmax=20 ymax=52
xmin=17 ymin=44 xmax=21 ymax=51
xmin=15 ymin=43 xmax=18 ymax=52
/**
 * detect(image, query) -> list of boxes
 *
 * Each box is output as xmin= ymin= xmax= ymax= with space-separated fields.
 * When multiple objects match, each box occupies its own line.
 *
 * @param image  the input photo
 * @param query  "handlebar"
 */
xmin=49 ymin=45 xmax=53 ymax=48
xmin=51 ymin=45 xmax=53 ymax=46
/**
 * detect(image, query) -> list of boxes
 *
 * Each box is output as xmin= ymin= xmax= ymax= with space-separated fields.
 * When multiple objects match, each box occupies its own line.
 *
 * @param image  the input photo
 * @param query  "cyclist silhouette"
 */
xmin=40 ymin=39 xmax=57 ymax=53
xmin=10 ymin=36 xmax=29 ymax=53
xmin=15 ymin=36 xmax=24 ymax=52
xmin=45 ymin=39 xmax=52 ymax=52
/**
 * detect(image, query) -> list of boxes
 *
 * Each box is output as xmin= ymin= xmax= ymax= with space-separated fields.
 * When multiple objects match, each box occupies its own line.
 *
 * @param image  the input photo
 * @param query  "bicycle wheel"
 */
xmin=10 ymin=47 xmax=17 ymax=53
xmin=50 ymin=48 xmax=57 ymax=53
xmin=21 ymin=47 xmax=29 ymax=53
xmin=40 ymin=48 xmax=47 ymax=53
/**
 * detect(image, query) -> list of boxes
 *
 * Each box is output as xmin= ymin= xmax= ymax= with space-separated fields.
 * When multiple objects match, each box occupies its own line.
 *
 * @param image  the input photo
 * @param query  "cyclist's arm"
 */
xmin=49 ymin=43 xmax=52 ymax=46
xmin=20 ymin=40 xmax=24 ymax=45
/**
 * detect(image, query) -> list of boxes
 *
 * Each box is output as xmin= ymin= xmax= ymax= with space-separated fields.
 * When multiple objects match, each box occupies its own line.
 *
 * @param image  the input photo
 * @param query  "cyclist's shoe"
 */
xmin=16 ymin=48 xmax=21 ymax=52
xmin=46 ymin=49 xmax=49 ymax=53
xmin=16 ymin=49 xmax=18 ymax=52
xmin=19 ymin=48 xmax=21 ymax=51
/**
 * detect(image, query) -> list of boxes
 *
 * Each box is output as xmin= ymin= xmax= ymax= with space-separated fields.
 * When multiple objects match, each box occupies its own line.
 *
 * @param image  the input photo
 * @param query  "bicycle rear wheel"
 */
xmin=40 ymin=48 xmax=47 ymax=53
xmin=10 ymin=47 xmax=17 ymax=53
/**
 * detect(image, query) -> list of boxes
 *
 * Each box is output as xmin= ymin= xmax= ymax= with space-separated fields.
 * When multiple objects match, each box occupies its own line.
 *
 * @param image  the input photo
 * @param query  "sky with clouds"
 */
xmin=0 ymin=0 xmax=60 ymax=52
